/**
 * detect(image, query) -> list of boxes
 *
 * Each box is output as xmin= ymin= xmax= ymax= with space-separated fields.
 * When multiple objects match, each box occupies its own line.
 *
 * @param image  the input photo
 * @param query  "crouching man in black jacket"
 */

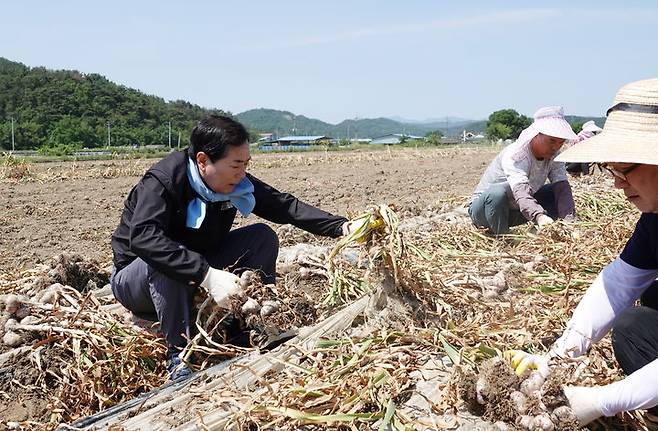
xmin=110 ymin=115 xmax=348 ymax=380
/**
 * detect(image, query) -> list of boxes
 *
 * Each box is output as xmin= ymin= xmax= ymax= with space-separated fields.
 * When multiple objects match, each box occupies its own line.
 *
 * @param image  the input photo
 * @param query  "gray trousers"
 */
xmin=110 ymin=223 xmax=279 ymax=351
xmin=469 ymin=183 xmax=558 ymax=235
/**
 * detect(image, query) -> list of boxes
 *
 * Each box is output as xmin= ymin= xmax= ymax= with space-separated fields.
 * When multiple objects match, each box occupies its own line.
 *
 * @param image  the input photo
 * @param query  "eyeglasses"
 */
xmin=598 ymin=163 xmax=640 ymax=181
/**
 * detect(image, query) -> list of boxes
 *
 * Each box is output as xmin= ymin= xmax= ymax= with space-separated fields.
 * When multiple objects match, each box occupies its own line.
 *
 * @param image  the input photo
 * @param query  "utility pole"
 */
xmin=107 ymin=122 xmax=111 ymax=147
xmin=177 ymin=131 xmax=181 ymax=149
xmin=168 ymin=121 xmax=172 ymax=148
xmin=11 ymin=117 xmax=15 ymax=152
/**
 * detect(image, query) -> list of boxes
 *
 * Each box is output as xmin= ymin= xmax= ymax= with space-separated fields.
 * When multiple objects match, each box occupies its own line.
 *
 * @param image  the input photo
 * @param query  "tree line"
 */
xmin=0 ymin=57 xmax=229 ymax=154
xmin=1 ymin=57 xmax=605 ymax=153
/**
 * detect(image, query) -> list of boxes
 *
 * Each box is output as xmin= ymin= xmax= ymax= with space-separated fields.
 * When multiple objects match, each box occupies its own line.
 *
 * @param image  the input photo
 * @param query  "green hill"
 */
xmin=237 ymin=109 xmax=607 ymax=140
xmin=237 ymin=108 xmax=435 ymax=139
xmin=0 ymin=57 xmax=607 ymax=150
xmin=236 ymin=109 xmax=334 ymax=136
xmin=0 ymin=57 xmax=228 ymax=151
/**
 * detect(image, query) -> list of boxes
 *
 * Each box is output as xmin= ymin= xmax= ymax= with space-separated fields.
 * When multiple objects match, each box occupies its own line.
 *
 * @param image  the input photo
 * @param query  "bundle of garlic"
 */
xmin=457 ymin=356 xmax=581 ymax=431
xmin=182 ymin=269 xmax=304 ymax=367
xmin=325 ymin=204 xmax=403 ymax=305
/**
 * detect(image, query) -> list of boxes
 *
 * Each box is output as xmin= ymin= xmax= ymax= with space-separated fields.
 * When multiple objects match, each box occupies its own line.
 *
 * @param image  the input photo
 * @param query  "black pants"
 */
xmin=566 ymin=162 xmax=590 ymax=175
xmin=110 ymin=223 xmax=279 ymax=351
xmin=611 ymin=281 xmax=658 ymax=415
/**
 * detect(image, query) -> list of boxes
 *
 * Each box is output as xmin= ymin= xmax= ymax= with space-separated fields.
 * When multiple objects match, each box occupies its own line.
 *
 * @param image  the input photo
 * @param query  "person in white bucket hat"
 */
xmin=508 ymin=78 xmax=658 ymax=428
xmin=469 ymin=106 xmax=578 ymax=235
xmin=581 ymin=120 xmax=604 ymax=135
xmin=566 ymin=120 xmax=604 ymax=175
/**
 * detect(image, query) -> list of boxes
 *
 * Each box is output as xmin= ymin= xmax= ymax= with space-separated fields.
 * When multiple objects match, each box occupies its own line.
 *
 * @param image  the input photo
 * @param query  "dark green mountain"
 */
xmin=238 ymin=108 xmax=606 ymax=140
xmin=235 ymin=109 xmax=333 ymax=136
xmin=0 ymin=57 xmax=227 ymax=150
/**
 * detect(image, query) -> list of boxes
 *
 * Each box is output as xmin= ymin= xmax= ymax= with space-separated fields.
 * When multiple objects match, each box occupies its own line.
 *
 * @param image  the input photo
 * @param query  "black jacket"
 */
xmin=111 ymin=151 xmax=346 ymax=285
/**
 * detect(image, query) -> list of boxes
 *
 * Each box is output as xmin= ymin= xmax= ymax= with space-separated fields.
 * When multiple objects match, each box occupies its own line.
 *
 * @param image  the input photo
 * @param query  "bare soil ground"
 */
xmin=0 ymin=147 xmax=645 ymax=430
xmin=0 ymin=147 xmax=496 ymax=426
xmin=0 ymin=147 xmax=496 ymax=274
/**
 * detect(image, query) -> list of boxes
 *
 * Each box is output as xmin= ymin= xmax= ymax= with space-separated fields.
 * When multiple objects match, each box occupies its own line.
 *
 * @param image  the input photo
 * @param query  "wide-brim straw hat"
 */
xmin=556 ymin=78 xmax=658 ymax=165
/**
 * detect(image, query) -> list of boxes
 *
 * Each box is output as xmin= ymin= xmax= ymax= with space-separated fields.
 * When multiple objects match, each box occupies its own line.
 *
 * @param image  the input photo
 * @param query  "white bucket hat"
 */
xmin=532 ymin=106 xmax=578 ymax=140
xmin=556 ymin=78 xmax=658 ymax=165
xmin=581 ymin=120 xmax=603 ymax=134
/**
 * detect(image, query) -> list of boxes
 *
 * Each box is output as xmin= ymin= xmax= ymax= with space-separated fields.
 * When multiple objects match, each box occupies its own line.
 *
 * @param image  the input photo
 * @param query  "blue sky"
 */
xmin=2 ymin=1 xmax=657 ymax=123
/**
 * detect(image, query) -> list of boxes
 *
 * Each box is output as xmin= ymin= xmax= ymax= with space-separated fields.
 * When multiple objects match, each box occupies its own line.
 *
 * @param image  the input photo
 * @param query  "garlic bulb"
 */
xmin=510 ymin=390 xmax=528 ymax=415
xmin=516 ymin=415 xmax=534 ymax=430
xmin=240 ymin=270 xmax=256 ymax=289
xmin=4 ymin=294 xmax=20 ymax=314
xmin=520 ymin=371 xmax=545 ymax=396
xmin=260 ymin=300 xmax=280 ymax=318
xmin=475 ymin=375 xmax=486 ymax=404
xmin=4 ymin=318 xmax=18 ymax=331
xmin=492 ymin=421 xmax=510 ymax=431
xmin=241 ymin=297 xmax=260 ymax=315
xmin=533 ymin=413 xmax=555 ymax=431
xmin=2 ymin=330 xmax=22 ymax=347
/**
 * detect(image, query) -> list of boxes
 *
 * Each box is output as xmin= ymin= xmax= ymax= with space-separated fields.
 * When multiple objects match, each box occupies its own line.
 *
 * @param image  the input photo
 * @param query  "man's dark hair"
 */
xmin=188 ymin=115 xmax=249 ymax=162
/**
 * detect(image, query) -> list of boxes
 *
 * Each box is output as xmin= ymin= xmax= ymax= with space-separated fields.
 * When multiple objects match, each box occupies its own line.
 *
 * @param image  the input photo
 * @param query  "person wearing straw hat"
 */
xmin=565 ymin=120 xmax=604 ymax=175
xmin=469 ymin=106 xmax=578 ymax=235
xmin=508 ymin=78 xmax=658 ymax=428
xmin=110 ymin=115 xmax=350 ymax=381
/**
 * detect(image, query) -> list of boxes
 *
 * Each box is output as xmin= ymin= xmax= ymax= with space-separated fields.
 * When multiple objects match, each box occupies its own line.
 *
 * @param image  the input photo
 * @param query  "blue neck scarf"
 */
xmin=186 ymin=157 xmax=255 ymax=229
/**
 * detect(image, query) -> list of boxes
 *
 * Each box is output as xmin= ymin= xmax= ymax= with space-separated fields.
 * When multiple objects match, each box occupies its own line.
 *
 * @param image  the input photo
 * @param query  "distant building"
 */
xmin=370 ymin=133 xmax=424 ymax=145
xmin=258 ymin=133 xmax=276 ymax=143
xmin=462 ymin=130 xmax=486 ymax=143
xmin=258 ymin=135 xmax=331 ymax=151
xmin=440 ymin=137 xmax=461 ymax=145
xmin=276 ymin=135 xmax=330 ymax=145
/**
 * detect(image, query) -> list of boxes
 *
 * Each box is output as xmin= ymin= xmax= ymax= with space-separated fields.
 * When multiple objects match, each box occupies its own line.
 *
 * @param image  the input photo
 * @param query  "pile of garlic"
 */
xmin=459 ymin=356 xmax=580 ymax=431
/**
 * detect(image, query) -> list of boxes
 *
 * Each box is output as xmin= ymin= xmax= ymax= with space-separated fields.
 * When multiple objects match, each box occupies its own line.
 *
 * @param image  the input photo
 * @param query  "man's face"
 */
xmin=530 ymin=133 xmax=566 ymax=160
xmin=196 ymin=142 xmax=251 ymax=194
xmin=611 ymin=163 xmax=658 ymax=213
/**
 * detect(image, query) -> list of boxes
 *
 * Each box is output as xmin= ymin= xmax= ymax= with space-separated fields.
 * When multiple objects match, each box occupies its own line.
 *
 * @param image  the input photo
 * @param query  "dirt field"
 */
xmin=0 ymin=147 xmax=497 ymax=274
xmin=0 ymin=147 xmax=645 ymax=429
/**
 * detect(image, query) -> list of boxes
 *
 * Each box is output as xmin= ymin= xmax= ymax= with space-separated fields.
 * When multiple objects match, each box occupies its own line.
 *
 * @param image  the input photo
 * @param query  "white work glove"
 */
xmin=342 ymin=218 xmax=384 ymax=237
xmin=341 ymin=221 xmax=354 ymax=236
xmin=200 ymin=268 xmax=243 ymax=309
xmin=505 ymin=350 xmax=550 ymax=377
xmin=562 ymin=213 xmax=577 ymax=223
xmin=563 ymin=386 xmax=604 ymax=427
xmin=535 ymin=214 xmax=554 ymax=228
